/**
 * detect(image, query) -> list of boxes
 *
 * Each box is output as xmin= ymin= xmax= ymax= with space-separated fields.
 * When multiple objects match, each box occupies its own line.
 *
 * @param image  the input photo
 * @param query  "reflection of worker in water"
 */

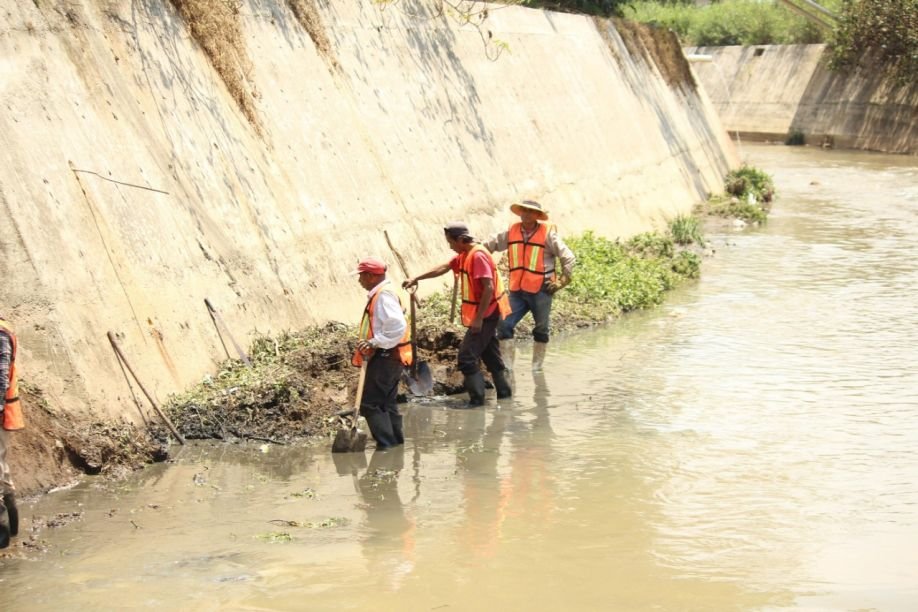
xmin=354 ymin=447 xmax=416 ymax=591
xmin=453 ymin=406 xmax=513 ymax=559
xmin=514 ymin=373 xmax=557 ymax=526
xmin=456 ymin=374 xmax=557 ymax=560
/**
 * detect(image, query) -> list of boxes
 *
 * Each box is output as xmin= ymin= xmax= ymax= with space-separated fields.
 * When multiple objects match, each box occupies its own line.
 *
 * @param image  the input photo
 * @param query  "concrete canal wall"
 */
xmin=0 ymin=1 xmax=736 ymax=419
xmin=687 ymin=44 xmax=917 ymax=154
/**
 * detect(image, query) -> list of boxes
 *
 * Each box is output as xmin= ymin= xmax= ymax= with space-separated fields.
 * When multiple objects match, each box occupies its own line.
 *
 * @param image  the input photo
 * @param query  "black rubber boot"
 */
xmin=463 ymin=372 xmax=486 ymax=407
xmin=0 ymin=499 xmax=9 ymax=549
xmin=492 ymin=369 xmax=513 ymax=399
xmin=363 ymin=408 xmax=399 ymax=450
xmin=3 ymin=494 xmax=17 ymax=537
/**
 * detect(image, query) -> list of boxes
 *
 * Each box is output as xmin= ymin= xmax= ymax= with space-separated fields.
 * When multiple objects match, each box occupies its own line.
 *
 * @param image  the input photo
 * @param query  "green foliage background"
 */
xmin=830 ymin=0 xmax=918 ymax=84
xmin=623 ymin=0 xmax=837 ymax=45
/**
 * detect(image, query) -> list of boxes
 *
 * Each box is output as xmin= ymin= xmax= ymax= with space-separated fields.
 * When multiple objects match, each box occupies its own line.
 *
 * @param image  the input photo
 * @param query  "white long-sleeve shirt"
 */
xmin=365 ymin=279 xmax=407 ymax=349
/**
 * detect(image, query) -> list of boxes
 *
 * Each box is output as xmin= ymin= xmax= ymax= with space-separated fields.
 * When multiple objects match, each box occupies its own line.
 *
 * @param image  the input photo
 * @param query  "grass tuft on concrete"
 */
xmin=169 ymin=0 xmax=261 ymax=131
xmin=286 ymin=0 xmax=340 ymax=70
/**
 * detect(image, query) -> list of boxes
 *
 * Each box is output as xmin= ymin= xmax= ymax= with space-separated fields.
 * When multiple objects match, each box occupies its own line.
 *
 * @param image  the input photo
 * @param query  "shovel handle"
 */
xmin=351 ymin=361 xmax=369 ymax=425
xmin=449 ymin=274 xmax=458 ymax=323
xmin=409 ymin=288 xmax=419 ymax=378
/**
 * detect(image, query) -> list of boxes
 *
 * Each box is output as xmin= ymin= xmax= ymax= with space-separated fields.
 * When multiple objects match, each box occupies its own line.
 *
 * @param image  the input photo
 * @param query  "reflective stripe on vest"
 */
xmin=351 ymin=286 xmax=414 ymax=368
xmin=0 ymin=320 xmax=24 ymax=431
xmin=507 ymin=222 xmax=555 ymax=293
xmin=459 ymin=245 xmax=511 ymax=326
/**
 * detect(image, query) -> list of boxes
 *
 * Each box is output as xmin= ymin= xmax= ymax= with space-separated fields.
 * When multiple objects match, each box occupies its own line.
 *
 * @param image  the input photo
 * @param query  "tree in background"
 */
xmin=830 ymin=0 xmax=918 ymax=84
xmin=622 ymin=0 xmax=834 ymax=45
xmin=523 ymin=0 xmax=631 ymax=17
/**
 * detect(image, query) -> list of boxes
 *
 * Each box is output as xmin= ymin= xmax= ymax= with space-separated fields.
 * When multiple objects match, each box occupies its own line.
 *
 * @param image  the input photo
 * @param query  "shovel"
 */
xmin=332 ymin=361 xmax=369 ymax=453
xmin=404 ymin=288 xmax=433 ymax=396
xmin=383 ymin=230 xmax=433 ymax=396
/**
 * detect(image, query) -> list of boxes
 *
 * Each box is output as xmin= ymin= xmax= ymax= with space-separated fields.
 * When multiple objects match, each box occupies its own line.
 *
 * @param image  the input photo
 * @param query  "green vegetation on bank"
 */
xmin=623 ymin=0 xmax=837 ymax=46
xmin=557 ymin=227 xmax=702 ymax=318
xmin=620 ymin=0 xmax=916 ymax=84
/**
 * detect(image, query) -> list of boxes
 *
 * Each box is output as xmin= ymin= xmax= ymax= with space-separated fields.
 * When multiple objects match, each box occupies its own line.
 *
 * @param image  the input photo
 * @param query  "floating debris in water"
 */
xmin=256 ymin=531 xmax=293 ymax=543
xmin=266 ymin=517 xmax=349 ymax=529
xmin=288 ymin=488 xmax=318 ymax=499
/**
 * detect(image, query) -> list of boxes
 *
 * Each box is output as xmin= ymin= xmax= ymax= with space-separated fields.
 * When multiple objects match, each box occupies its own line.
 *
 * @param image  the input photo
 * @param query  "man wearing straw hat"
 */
xmin=483 ymin=200 xmax=575 ymax=372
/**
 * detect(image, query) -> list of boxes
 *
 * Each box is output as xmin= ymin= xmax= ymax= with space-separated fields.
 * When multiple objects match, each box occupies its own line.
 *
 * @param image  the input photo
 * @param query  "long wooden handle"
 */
xmin=351 ymin=361 xmax=369 ymax=426
xmin=204 ymin=298 xmax=252 ymax=367
xmin=449 ymin=275 xmax=458 ymax=323
xmin=409 ymin=291 xmax=419 ymax=378
xmin=107 ymin=331 xmax=185 ymax=444
xmin=383 ymin=230 xmax=411 ymax=280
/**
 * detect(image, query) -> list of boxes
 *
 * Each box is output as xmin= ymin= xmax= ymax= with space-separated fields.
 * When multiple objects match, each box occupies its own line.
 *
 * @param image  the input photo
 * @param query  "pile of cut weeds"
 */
xmin=154 ymin=321 xmax=464 ymax=446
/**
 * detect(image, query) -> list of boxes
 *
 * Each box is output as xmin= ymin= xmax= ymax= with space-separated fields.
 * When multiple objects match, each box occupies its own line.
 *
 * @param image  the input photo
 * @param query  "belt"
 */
xmin=374 ymin=349 xmax=402 ymax=361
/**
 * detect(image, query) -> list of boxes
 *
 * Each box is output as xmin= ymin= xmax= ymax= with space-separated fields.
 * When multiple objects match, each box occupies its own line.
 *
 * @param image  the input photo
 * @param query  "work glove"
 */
xmin=545 ymin=276 xmax=567 ymax=295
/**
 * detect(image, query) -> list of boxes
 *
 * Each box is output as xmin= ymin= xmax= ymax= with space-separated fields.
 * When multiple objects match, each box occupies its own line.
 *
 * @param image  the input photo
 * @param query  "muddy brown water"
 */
xmin=2 ymin=144 xmax=917 ymax=610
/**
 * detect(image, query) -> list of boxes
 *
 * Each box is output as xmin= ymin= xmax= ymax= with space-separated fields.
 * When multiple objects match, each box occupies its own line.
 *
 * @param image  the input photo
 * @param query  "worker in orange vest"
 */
xmin=0 ymin=316 xmax=24 ymax=548
xmin=483 ymin=200 xmax=575 ymax=372
xmin=353 ymin=257 xmax=413 ymax=449
xmin=404 ymin=222 xmax=512 ymax=406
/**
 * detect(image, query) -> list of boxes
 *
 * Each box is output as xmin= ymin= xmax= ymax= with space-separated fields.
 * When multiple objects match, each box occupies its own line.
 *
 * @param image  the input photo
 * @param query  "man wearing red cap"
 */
xmin=352 ymin=258 xmax=413 ymax=449
xmin=483 ymin=200 xmax=575 ymax=372
xmin=403 ymin=223 xmax=512 ymax=407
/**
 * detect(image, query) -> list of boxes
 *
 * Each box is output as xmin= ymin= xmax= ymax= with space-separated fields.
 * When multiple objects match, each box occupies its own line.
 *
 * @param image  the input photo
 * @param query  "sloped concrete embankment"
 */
xmin=0 ymin=0 xmax=735 ymax=466
xmin=687 ymin=44 xmax=917 ymax=154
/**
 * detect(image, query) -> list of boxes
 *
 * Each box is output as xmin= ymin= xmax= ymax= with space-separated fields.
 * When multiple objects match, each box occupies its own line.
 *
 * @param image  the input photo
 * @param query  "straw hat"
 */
xmin=510 ymin=199 xmax=549 ymax=221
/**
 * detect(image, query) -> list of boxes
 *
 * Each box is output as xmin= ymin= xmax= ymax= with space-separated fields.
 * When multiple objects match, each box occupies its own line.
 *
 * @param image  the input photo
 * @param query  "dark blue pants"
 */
xmin=497 ymin=289 xmax=553 ymax=343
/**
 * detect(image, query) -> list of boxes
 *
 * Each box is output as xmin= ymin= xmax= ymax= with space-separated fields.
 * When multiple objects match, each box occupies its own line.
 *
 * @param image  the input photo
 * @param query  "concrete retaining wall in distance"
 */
xmin=687 ymin=44 xmax=917 ymax=154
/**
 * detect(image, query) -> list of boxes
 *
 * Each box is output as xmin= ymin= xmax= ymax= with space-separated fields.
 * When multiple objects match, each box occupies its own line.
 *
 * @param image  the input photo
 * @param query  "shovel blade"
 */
xmin=405 ymin=361 xmax=434 ymax=396
xmin=332 ymin=414 xmax=367 ymax=453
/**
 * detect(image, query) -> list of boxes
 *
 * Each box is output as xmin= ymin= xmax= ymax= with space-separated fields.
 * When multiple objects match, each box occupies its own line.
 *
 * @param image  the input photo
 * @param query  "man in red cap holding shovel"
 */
xmin=483 ymin=200 xmax=575 ymax=372
xmin=403 ymin=222 xmax=512 ymax=407
xmin=352 ymin=257 xmax=413 ymax=449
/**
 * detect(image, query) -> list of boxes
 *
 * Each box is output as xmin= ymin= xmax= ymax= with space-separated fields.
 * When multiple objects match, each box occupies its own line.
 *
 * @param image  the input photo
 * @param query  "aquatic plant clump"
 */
xmin=670 ymin=214 xmax=705 ymax=246
xmin=725 ymin=165 xmax=775 ymax=204
xmin=699 ymin=164 xmax=775 ymax=224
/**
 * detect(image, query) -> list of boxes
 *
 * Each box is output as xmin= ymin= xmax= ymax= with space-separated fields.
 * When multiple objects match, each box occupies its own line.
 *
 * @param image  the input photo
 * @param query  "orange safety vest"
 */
xmin=507 ymin=222 xmax=556 ymax=293
xmin=351 ymin=285 xmax=414 ymax=367
xmin=459 ymin=245 xmax=512 ymax=327
xmin=0 ymin=319 xmax=24 ymax=431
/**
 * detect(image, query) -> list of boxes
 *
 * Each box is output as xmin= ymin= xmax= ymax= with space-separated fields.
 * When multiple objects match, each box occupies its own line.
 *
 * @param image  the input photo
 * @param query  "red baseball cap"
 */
xmin=352 ymin=257 xmax=387 ymax=275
